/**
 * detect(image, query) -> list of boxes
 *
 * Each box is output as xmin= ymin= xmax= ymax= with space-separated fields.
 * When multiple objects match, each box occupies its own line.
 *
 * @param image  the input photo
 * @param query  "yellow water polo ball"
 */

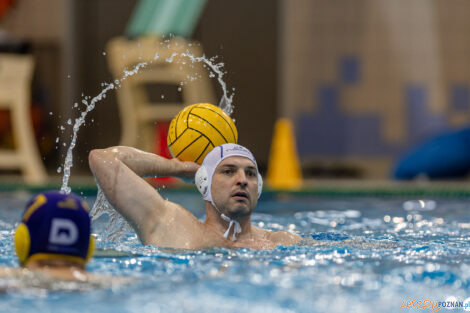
xmin=167 ymin=103 xmax=238 ymax=164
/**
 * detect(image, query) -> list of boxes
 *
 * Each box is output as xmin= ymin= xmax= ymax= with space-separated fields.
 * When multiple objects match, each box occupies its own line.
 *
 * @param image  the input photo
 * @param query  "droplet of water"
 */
xmin=102 ymin=52 xmax=106 ymax=56
xmin=49 ymin=112 xmax=53 ymax=116
xmin=161 ymin=95 xmax=165 ymax=99
xmin=67 ymin=119 xmax=72 ymax=125
xmin=403 ymin=200 xmax=436 ymax=211
xmin=55 ymin=137 xmax=59 ymax=143
xmin=165 ymin=52 xmax=177 ymax=63
xmin=57 ymin=167 xmax=62 ymax=173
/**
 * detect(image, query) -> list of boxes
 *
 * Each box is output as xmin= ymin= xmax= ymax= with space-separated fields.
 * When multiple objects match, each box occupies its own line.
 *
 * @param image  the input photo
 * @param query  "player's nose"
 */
xmin=235 ymin=169 xmax=248 ymax=187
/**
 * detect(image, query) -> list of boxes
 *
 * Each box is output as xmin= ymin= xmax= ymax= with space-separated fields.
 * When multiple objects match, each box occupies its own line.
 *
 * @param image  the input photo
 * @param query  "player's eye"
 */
xmin=246 ymin=169 xmax=256 ymax=177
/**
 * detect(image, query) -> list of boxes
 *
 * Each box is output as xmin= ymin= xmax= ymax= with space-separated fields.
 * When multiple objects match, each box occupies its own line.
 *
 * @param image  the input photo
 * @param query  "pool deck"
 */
xmin=1 ymin=175 xmax=469 ymax=197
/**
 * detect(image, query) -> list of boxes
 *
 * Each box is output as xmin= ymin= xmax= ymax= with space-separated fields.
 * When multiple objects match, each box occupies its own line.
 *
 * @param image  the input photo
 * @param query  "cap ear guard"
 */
xmin=85 ymin=236 xmax=95 ymax=263
xmin=14 ymin=223 xmax=30 ymax=266
xmin=257 ymin=173 xmax=263 ymax=199
xmin=195 ymin=165 xmax=209 ymax=198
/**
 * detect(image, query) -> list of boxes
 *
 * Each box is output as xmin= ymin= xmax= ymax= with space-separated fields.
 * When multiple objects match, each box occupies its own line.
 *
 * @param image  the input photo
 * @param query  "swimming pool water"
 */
xmin=0 ymin=190 xmax=469 ymax=313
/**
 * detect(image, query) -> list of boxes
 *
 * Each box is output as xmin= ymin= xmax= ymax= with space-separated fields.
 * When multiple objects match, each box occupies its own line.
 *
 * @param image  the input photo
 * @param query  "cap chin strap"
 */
xmin=220 ymin=214 xmax=241 ymax=241
xmin=211 ymin=200 xmax=241 ymax=241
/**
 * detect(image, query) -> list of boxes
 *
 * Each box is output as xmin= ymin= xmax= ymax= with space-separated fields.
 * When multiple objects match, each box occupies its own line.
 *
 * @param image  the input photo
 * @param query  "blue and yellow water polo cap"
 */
xmin=14 ymin=190 xmax=95 ymax=266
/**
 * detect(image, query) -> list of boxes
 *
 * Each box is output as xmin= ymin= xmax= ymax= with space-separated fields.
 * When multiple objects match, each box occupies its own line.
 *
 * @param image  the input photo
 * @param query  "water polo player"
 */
xmin=0 ymin=190 xmax=133 ymax=289
xmin=89 ymin=143 xmax=301 ymax=249
xmin=5 ymin=190 xmax=95 ymax=280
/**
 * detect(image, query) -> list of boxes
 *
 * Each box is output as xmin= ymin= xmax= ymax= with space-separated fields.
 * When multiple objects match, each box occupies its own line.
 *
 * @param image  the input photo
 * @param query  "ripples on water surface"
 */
xmin=0 ymin=191 xmax=469 ymax=313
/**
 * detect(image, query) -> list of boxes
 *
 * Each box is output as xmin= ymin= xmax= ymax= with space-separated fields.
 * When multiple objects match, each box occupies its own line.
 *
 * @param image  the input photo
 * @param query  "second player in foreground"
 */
xmin=89 ymin=143 xmax=301 ymax=249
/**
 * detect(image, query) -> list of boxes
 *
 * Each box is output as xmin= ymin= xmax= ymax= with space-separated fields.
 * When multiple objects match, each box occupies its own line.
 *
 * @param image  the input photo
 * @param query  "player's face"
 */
xmin=211 ymin=156 xmax=259 ymax=217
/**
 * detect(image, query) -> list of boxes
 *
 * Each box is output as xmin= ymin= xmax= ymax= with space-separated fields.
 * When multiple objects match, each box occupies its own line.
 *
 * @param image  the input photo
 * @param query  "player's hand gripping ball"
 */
xmin=167 ymin=103 xmax=238 ymax=164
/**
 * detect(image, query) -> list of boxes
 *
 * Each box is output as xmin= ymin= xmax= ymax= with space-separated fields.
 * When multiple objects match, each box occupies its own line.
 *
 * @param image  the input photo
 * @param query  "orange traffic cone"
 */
xmin=266 ymin=118 xmax=303 ymax=189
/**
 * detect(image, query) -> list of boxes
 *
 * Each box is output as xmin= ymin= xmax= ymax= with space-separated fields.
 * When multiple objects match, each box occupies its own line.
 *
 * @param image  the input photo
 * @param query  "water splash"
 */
xmin=60 ymin=62 xmax=148 ymax=194
xmin=179 ymin=51 xmax=234 ymax=115
xmin=60 ymin=44 xmax=233 ymax=195
xmin=90 ymin=185 xmax=132 ymax=241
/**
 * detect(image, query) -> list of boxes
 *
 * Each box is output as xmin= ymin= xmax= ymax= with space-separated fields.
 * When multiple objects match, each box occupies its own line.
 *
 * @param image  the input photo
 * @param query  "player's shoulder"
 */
xmin=268 ymin=230 xmax=302 ymax=246
xmin=251 ymin=226 xmax=301 ymax=246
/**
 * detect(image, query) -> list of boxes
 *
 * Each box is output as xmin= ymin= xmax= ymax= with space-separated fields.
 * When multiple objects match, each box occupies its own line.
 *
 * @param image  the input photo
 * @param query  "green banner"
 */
xmin=126 ymin=0 xmax=207 ymax=38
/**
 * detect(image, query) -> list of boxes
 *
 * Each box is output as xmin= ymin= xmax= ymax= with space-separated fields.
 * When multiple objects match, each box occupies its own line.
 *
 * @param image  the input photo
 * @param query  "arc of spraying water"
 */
xmin=60 ymin=48 xmax=235 ymax=194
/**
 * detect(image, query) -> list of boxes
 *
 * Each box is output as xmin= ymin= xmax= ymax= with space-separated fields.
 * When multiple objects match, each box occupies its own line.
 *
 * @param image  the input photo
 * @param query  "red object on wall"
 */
xmin=150 ymin=121 xmax=176 ymax=186
xmin=0 ymin=0 xmax=15 ymax=20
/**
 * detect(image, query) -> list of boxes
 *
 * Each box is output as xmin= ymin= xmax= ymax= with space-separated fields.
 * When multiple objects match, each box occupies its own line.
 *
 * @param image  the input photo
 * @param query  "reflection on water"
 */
xmin=0 ymin=195 xmax=469 ymax=313
xmin=0 ymin=268 xmax=132 ymax=293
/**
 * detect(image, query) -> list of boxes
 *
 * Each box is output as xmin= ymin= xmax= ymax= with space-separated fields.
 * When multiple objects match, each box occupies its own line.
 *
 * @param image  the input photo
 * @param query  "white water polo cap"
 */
xmin=195 ymin=143 xmax=263 ymax=204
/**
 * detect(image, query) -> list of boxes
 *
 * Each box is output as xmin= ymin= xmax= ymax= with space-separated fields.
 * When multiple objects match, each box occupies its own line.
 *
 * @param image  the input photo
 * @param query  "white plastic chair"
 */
xmin=0 ymin=53 xmax=47 ymax=183
xmin=106 ymin=36 xmax=216 ymax=152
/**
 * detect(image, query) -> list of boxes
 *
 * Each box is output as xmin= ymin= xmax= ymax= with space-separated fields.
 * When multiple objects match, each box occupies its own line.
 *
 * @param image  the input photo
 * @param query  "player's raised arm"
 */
xmin=88 ymin=146 xmax=199 ymax=243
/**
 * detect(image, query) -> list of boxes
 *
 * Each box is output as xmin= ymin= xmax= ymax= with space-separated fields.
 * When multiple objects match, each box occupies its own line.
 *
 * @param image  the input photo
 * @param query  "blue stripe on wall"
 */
xmin=406 ymin=85 xmax=448 ymax=142
xmin=340 ymin=56 xmax=361 ymax=85
xmin=297 ymin=85 xmax=398 ymax=156
xmin=450 ymin=85 xmax=470 ymax=111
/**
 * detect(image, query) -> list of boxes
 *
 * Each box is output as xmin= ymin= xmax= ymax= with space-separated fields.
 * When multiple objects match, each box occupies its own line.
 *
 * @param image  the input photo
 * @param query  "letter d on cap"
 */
xmin=49 ymin=218 xmax=78 ymax=245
